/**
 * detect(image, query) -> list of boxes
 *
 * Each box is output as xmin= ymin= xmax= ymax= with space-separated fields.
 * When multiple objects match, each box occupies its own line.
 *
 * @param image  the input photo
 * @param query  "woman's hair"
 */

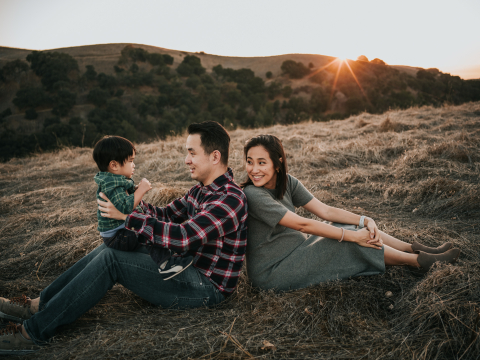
xmin=241 ymin=134 xmax=288 ymax=199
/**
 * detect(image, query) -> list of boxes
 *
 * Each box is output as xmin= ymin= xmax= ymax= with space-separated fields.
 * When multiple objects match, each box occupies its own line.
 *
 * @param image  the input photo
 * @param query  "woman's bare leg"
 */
xmin=384 ymin=245 xmax=419 ymax=266
xmin=378 ymin=230 xmax=413 ymax=253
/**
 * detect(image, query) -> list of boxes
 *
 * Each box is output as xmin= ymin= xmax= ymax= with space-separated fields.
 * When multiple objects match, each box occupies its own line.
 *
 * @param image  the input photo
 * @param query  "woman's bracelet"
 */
xmin=339 ymin=228 xmax=345 ymax=242
xmin=359 ymin=215 xmax=366 ymax=228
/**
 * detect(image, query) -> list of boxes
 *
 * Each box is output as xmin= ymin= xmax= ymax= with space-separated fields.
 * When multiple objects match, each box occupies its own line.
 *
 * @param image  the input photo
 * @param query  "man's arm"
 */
xmin=105 ymin=186 xmax=135 ymax=215
xmin=135 ymin=190 xmax=190 ymax=224
xmin=126 ymin=192 xmax=246 ymax=253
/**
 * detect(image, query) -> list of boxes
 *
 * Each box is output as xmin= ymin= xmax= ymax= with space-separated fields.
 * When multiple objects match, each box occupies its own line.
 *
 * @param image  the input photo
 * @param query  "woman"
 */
xmin=242 ymin=135 xmax=460 ymax=291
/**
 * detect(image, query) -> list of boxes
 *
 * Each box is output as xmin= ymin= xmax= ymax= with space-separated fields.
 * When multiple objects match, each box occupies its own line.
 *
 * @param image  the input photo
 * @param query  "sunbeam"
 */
xmin=343 ymin=59 xmax=371 ymax=106
xmin=328 ymin=59 xmax=343 ymax=107
xmin=306 ymin=58 xmax=340 ymax=80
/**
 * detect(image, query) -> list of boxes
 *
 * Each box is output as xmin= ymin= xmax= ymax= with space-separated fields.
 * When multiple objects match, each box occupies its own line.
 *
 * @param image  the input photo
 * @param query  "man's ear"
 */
xmin=211 ymin=150 xmax=222 ymax=165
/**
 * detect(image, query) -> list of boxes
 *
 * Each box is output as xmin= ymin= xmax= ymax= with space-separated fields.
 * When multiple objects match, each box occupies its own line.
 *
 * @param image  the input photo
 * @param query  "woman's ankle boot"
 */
xmin=411 ymin=241 xmax=453 ymax=254
xmin=416 ymin=248 xmax=461 ymax=272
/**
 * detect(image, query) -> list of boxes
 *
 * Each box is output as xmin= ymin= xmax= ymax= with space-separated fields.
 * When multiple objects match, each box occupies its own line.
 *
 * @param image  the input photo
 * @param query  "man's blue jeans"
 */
xmin=23 ymin=244 xmax=225 ymax=345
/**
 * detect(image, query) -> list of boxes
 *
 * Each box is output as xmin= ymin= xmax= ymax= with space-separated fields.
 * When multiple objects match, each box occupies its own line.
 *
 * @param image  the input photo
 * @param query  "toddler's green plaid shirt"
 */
xmin=94 ymin=172 xmax=135 ymax=232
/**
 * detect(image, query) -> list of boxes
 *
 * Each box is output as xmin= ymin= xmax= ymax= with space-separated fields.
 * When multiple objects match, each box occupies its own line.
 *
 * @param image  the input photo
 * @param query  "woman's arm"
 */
xmin=278 ymin=210 xmax=383 ymax=249
xmin=302 ymin=198 xmax=380 ymax=243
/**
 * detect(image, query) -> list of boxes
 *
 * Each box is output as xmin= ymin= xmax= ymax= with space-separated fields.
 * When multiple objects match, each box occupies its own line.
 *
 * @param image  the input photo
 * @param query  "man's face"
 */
xmin=185 ymin=134 xmax=213 ymax=184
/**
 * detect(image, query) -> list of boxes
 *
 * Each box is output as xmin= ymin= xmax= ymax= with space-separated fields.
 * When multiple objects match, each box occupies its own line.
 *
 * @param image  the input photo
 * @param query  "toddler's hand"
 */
xmin=137 ymin=178 xmax=152 ymax=194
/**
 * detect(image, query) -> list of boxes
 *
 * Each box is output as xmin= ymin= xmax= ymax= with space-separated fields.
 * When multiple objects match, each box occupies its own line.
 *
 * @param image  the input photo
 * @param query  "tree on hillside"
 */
xmin=281 ymin=60 xmax=311 ymax=79
xmin=266 ymin=71 xmax=273 ymax=79
xmin=52 ymin=90 xmax=77 ymax=117
xmin=13 ymin=87 xmax=51 ymax=110
xmin=176 ymin=55 xmax=206 ymax=77
xmin=370 ymin=58 xmax=386 ymax=65
xmin=0 ymin=60 xmax=29 ymax=82
xmin=357 ymin=55 xmax=369 ymax=62
xmin=83 ymin=65 xmax=97 ymax=81
xmin=26 ymin=51 xmax=79 ymax=90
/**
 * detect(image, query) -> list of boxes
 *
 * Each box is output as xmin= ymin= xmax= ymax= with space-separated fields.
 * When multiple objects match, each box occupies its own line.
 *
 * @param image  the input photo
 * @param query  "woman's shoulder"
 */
xmin=243 ymin=184 xmax=268 ymax=198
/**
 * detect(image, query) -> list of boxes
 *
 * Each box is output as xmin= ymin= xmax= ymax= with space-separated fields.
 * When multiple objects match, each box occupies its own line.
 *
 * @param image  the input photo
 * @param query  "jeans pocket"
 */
xmin=169 ymin=296 xmax=210 ymax=309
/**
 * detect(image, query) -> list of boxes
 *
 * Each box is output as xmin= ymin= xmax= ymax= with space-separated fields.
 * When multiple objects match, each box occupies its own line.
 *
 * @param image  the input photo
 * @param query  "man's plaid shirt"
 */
xmin=125 ymin=168 xmax=247 ymax=295
xmin=95 ymin=172 xmax=135 ymax=232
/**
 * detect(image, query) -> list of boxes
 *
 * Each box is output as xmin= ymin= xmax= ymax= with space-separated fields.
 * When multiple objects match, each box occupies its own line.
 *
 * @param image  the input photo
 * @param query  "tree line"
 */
xmin=1 ymin=45 xmax=480 ymax=161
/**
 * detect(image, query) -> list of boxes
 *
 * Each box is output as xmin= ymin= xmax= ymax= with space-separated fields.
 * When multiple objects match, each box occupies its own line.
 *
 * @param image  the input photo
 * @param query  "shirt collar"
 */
xmin=202 ymin=168 xmax=234 ymax=192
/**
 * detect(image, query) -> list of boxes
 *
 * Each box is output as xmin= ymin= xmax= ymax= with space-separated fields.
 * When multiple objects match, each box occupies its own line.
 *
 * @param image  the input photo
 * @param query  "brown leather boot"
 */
xmin=416 ymin=248 xmax=460 ymax=272
xmin=411 ymin=241 xmax=453 ymax=254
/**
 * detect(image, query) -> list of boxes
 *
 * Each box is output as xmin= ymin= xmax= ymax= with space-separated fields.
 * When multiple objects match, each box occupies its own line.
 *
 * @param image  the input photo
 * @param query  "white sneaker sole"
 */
xmin=160 ymin=259 xmax=194 ymax=281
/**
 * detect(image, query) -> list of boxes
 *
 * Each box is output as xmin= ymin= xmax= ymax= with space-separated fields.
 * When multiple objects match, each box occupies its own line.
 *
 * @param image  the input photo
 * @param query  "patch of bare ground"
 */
xmin=1 ymin=102 xmax=479 ymax=359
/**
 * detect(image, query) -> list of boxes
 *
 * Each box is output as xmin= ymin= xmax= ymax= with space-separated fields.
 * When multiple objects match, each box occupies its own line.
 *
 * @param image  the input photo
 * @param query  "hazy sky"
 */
xmin=1 ymin=0 xmax=479 ymax=78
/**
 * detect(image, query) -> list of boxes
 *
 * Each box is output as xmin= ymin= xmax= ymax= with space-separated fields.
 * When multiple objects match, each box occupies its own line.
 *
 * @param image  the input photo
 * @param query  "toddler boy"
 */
xmin=93 ymin=135 xmax=188 ymax=278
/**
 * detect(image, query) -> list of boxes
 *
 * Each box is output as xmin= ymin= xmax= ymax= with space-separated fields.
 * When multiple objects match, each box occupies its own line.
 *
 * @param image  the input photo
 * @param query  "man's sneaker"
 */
xmin=0 ymin=295 xmax=33 ymax=322
xmin=158 ymin=256 xmax=194 ymax=280
xmin=0 ymin=322 xmax=40 ymax=355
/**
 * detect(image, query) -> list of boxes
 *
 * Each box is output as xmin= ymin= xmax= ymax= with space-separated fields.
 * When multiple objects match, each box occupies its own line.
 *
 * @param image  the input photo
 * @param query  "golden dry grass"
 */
xmin=1 ymin=102 xmax=479 ymax=359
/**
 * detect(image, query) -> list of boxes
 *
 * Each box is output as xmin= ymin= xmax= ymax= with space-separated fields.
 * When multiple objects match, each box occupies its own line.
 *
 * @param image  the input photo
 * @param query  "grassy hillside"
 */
xmin=1 ymin=44 xmax=480 ymax=162
xmin=1 ymin=102 xmax=479 ymax=359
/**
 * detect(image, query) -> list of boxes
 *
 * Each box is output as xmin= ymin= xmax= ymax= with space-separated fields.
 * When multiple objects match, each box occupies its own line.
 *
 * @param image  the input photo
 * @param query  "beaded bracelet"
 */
xmin=339 ymin=228 xmax=345 ymax=242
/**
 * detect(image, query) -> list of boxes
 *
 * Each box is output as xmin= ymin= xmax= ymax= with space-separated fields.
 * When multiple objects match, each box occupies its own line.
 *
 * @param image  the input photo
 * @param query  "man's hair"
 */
xmin=187 ymin=121 xmax=230 ymax=166
xmin=93 ymin=135 xmax=136 ymax=172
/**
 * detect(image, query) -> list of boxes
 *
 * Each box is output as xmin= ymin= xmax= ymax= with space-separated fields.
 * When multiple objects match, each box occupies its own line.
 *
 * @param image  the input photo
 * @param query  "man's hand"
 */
xmin=137 ymin=178 xmax=152 ymax=195
xmin=98 ymin=192 xmax=128 ymax=221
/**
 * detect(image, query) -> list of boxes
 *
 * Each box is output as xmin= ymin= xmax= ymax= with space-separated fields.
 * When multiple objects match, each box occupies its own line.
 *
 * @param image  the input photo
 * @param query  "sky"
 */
xmin=1 ymin=0 xmax=479 ymax=79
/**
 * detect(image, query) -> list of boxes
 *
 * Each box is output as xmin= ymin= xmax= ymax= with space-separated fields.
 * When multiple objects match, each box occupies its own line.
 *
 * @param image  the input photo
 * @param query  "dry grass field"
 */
xmin=1 ymin=102 xmax=479 ymax=359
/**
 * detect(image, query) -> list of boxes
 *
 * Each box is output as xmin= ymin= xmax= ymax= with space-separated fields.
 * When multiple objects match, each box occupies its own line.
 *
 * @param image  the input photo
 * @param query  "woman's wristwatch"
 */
xmin=359 ymin=215 xmax=366 ymax=228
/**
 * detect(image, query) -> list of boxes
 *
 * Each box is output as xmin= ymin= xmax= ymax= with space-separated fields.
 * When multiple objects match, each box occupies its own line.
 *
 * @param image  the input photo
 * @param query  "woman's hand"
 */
xmin=97 ymin=192 xmax=128 ymax=221
xmin=365 ymin=217 xmax=381 ymax=244
xmin=353 ymin=228 xmax=383 ymax=249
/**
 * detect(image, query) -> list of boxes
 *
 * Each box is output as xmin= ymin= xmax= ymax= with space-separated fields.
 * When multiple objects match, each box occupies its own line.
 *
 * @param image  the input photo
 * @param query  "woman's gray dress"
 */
xmin=244 ymin=174 xmax=385 ymax=291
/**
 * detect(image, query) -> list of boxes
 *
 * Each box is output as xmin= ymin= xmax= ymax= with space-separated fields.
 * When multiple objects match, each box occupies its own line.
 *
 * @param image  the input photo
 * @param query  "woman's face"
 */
xmin=246 ymin=145 xmax=278 ymax=189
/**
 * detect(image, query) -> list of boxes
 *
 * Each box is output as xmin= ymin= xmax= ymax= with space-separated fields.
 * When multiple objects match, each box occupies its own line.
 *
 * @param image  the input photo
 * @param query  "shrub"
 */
xmin=357 ymin=55 xmax=369 ymax=62
xmin=13 ymin=87 xmax=50 ymax=110
xmin=0 ymin=59 xmax=29 ymax=82
xmin=282 ymin=86 xmax=293 ymax=98
xmin=25 ymin=108 xmax=38 ymax=120
xmin=308 ymin=62 xmax=314 ymax=69
xmin=121 ymin=45 xmax=149 ymax=62
xmin=26 ymin=51 xmax=79 ymax=90
xmin=417 ymin=69 xmax=436 ymax=81
xmin=52 ymin=90 xmax=76 ymax=117
xmin=97 ymin=73 xmax=118 ymax=89
xmin=212 ymin=64 xmax=223 ymax=77
xmin=186 ymin=76 xmax=201 ymax=89
xmin=87 ymin=88 xmax=110 ymax=107
xmin=130 ymin=63 xmax=139 ymax=73
xmin=148 ymin=53 xmax=165 ymax=66
xmin=281 ymin=60 xmax=310 ymax=79
xmin=84 ymin=65 xmax=97 ymax=81
xmin=370 ymin=58 xmax=386 ymax=65
xmin=163 ymin=54 xmax=174 ymax=65
xmin=266 ymin=71 xmax=273 ymax=79
xmin=177 ymin=55 xmax=205 ymax=77
xmin=0 ymin=108 xmax=12 ymax=120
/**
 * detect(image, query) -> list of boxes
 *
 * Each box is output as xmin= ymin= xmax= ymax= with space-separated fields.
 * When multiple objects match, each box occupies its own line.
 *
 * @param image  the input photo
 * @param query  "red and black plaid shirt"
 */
xmin=125 ymin=168 xmax=247 ymax=294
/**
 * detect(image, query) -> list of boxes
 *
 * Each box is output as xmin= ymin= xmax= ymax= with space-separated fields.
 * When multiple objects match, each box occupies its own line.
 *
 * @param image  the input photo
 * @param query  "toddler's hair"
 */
xmin=93 ymin=135 xmax=136 ymax=172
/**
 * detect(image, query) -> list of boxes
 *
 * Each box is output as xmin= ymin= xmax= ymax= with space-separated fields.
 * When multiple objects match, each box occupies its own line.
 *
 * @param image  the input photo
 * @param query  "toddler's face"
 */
xmin=117 ymin=153 xmax=136 ymax=178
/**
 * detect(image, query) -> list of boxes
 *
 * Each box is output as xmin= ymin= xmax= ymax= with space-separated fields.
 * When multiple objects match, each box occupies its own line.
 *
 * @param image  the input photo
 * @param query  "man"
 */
xmin=0 ymin=121 xmax=247 ymax=355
